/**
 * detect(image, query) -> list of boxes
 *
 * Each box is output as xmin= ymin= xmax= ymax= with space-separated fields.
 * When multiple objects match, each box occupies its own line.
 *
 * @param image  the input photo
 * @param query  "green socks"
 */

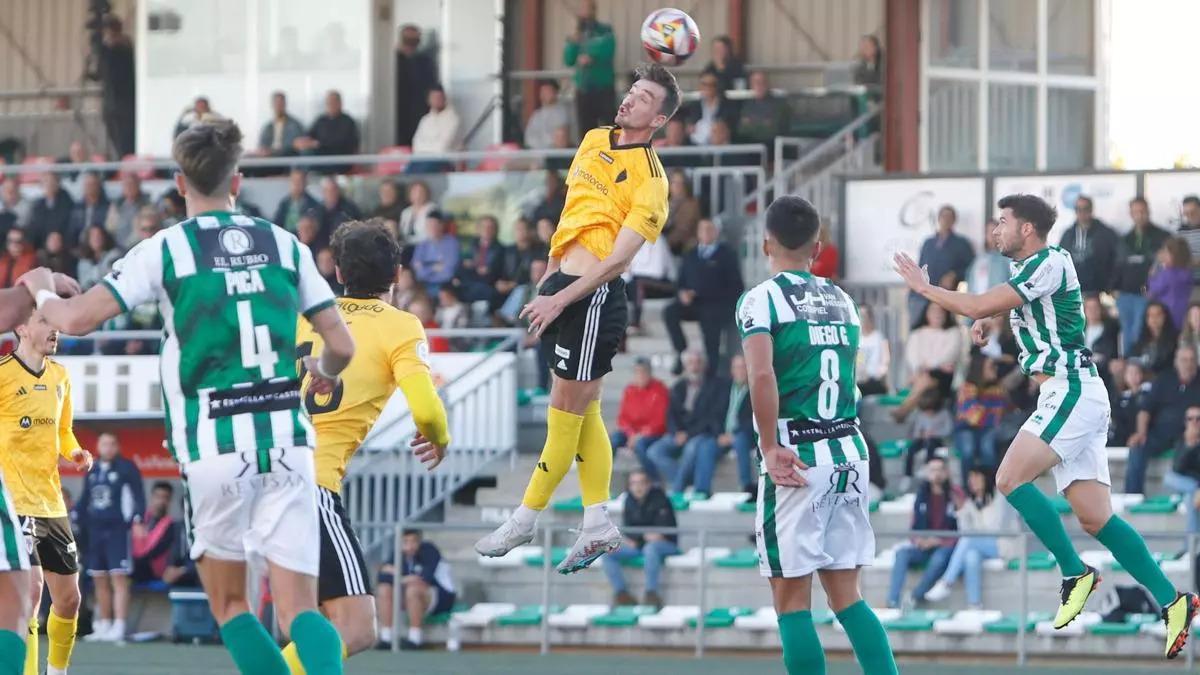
xmin=0 ymin=629 xmax=25 ymax=675
xmin=1096 ymin=515 xmax=1178 ymax=606
xmin=837 ymin=600 xmax=899 ymax=675
xmin=220 ymin=613 xmax=289 ymax=675
xmin=290 ymin=610 xmax=344 ymax=675
xmin=778 ymin=610 xmax=826 ymax=675
xmin=1006 ymin=483 xmax=1087 ymax=576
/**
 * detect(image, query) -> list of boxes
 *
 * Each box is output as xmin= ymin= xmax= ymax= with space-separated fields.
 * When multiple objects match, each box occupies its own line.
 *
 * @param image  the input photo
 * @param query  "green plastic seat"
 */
xmin=1089 ymin=622 xmax=1142 ymax=636
xmin=869 ymin=500 xmax=880 ymax=513
xmin=620 ymin=555 xmax=645 ymax=568
xmin=552 ymin=496 xmax=584 ymax=513
xmin=687 ymin=607 xmax=755 ymax=628
xmin=811 ymin=610 xmax=835 ymax=626
xmin=1007 ymin=551 xmax=1056 ymax=571
xmin=525 ymin=547 xmax=568 ymax=567
xmin=737 ymin=501 xmax=756 ymax=513
xmin=878 ymin=439 xmax=908 ymax=459
xmin=1128 ymin=494 xmax=1181 ymax=514
xmin=496 ymin=604 xmax=564 ymax=626
xmin=877 ymin=394 xmax=908 ymax=408
xmin=884 ymin=610 xmax=950 ymax=632
xmin=713 ymin=548 xmax=759 ymax=568
xmin=424 ymin=603 xmax=470 ymax=625
xmin=983 ymin=612 xmax=1053 ymax=634
xmin=592 ymin=605 xmax=658 ymax=627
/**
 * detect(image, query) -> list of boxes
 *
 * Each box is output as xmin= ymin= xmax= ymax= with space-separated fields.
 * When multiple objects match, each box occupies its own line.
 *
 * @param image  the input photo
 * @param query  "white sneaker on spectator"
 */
xmin=924 ymin=580 xmax=951 ymax=602
xmin=108 ymin=618 xmax=127 ymax=643
xmin=83 ymin=619 xmax=111 ymax=642
xmin=555 ymin=523 xmax=622 ymax=575
xmin=475 ymin=517 xmax=535 ymax=557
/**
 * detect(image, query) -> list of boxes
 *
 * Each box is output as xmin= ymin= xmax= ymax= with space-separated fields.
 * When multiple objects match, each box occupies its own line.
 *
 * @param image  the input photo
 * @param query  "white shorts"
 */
xmin=182 ymin=446 xmax=320 ymax=577
xmin=1020 ymin=375 xmax=1111 ymax=494
xmin=0 ymin=474 xmax=30 ymax=572
xmin=755 ymin=460 xmax=875 ymax=578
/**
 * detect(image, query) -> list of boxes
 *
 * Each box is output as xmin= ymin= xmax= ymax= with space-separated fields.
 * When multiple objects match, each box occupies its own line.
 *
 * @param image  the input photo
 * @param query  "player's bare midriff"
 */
xmin=557 ymin=239 xmax=604 ymax=276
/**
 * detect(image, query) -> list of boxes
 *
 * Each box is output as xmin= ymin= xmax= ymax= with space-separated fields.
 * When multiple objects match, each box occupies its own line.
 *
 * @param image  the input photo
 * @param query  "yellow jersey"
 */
xmin=549 ymin=126 xmax=670 ymax=260
xmin=296 ymin=297 xmax=437 ymax=493
xmin=0 ymin=354 xmax=81 ymax=518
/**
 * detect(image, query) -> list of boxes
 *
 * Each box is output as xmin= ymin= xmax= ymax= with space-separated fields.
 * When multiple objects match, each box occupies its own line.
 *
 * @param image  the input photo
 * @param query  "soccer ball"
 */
xmin=640 ymin=8 xmax=700 ymax=66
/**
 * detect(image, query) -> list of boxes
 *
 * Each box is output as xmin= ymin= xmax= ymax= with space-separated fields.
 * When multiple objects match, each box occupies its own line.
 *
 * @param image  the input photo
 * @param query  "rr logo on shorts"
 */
xmin=824 ymin=464 xmax=862 ymax=497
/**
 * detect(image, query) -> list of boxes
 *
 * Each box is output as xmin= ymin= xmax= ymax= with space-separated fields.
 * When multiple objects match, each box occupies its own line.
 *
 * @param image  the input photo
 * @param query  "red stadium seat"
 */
xmin=120 ymin=154 xmax=157 ymax=180
xmin=375 ymin=145 xmax=412 ymax=175
xmin=19 ymin=155 xmax=56 ymax=184
xmin=477 ymin=143 xmax=522 ymax=171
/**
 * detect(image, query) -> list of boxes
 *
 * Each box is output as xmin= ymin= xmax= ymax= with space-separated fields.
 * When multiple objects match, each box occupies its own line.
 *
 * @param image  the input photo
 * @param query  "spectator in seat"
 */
xmin=1177 ymin=195 xmax=1200 ymax=279
xmin=887 ymin=456 xmax=963 ymax=609
xmin=273 ymin=169 xmax=319 ymax=234
xmin=735 ymin=71 xmax=789 ymax=148
xmin=525 ymin=80 xmax=570 ymax=150
xmin=38 ymin=231 xmax=76 ymax=277
xmin=720 ymin=355 xmax=756 ymax=497
xmin=924 ymin=468 xmax=1015 ymax=609
xmin=158 ymin=188 xmax=186 ymax=227
xmin=1059 ymin=195 xmax=1119 ymax=294
xmin=646 ymin=349 xmax=729 ymax=495
xmin=967 ymin=219 xmax=1009 ymax=294
xmin=664 ymin=218 xmax=743 ymax=376
xmin=173 ymin=96 xmax=216 ymax=137
xmin=1126 ymin=344 xmax=1200 ymax=494
xmin=410 ymin=85 xmax=460 ymax=173
xmin=316 ymin=176 xmax=363 ymax=241
xmin=316 ymin=247 xmax=342 ymax=294
xmin=1129 ymin=301 xmax=1178 ymax=377
xmin=390 ymin=267 xmax=428 ymax=314
xmin=654 ymin=118 xmax=691 ymax=168
xmin=92 ymin=14 xmax=136 ymax=157
xmin=1164 ymin=405 xmax=1200 ymax=534
xmin=371 ymin=180 xmax=406 ymax=240
xmin=0 ymin=178 xmax=30 ymax=233
xmin=410 ymin=210 xmax=459 ymax=296
xmin=1082 ymin=294 xmax=1120 ymax=374
xmin=1148 ymin=237 xmax=1192 ymax=330
xmin=105 ymin=173 xmax=148 ymax=248
xmin=857 ymin=305 xmax=890 ymax=396
xmin=77 ymin=432 xmax=146 ymax=643
xmin=455 ymin=215 xmax=509 ymax=307
xmin=399 ymin=180 xmax=436 ymax=244
xmin=529 ymin=170 xmax=567 ymax=226
xmin=394 ymin=23 xmax=439 ymax=146
xmin=544 ymin=126 xmax=575 ymax=171
xmin=132 ymin=482 xmax=177 ymax=584
xmin=810 ymin=224 xmax=840 ymax=279
xmin=702 ymin=35 xmax=746 ymax=94
xmin=70 ymin=172 xmax=109 ymax=243
xmin=408 ymin=296 xmax=450 ymax=353
xmin=1110 ymin=359 xmax=1149 ymax=446
xmin=376 ymin=529 xmax=456 ymax=650
xmin=294 ymin=90 xmax=360 ymax=172
xmin=623 ymin=232 xmax=674 ymax=335
xmin=903 ymin=389 xmax=952 ymax=490
xmin=685 ymin=71 xmax=737 ymax=145
xmin=664 ymin=169 xmax=701 ymax=255
xmin=496 ymin=217 xmax=548 ymax=324
xmin=254 ymin=91 xmax=304 ymax=160
xmin=853 ymin=35 xmax=884 ymax=89
xmin=953 ymin=355 xmax=1008 ymax=487
xmin=909 ymin=204 xmax=974 ymax=329
xmin=28 ymin=171 xmax=75 ymax=249
xmin=77 ymin=225 xmax=122 ymax=290
xmin=601 ymin=470 xmax=679 ymax=609
xmin=0 ymin=227 xmax=36 ymax=288
xmin=564 ymin=0 xmax=616 ymax=135
xmin=536 ymin=217 xmax=556 ymax=248
xmin=1114 ymin=197 xmax=1169 ymax=353
xmin=435 ymin=285 xmax=469 ymax=332
xmin=296 ymin=212 xmax=326 ymax=252
xmin=611 ymin=358 xmax=670 ymax=478
xmin=893 ymin=302 xmax=964 ymax=421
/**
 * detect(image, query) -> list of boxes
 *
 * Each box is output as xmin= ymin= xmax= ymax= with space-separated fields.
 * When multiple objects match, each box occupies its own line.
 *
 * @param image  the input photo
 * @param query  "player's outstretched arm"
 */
xmin=36 ymin=284 xmax=123 ymax=336
xmin=398 ymin=373 xmax=450 ymax=470
xmin=893 ymin=252 xmax=1022 ymax=320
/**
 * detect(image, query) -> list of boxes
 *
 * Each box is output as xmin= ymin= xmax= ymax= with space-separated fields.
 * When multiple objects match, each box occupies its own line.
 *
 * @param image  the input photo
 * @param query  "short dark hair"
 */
xmin=1184 ymin=195 xmax=1200 ymax=208
xmin=172 ymin=119 xmax=243 ymax=197
xmin=402 ymin=528 xmax=423 ymax=538
xmin=634 ymin=63 xmax=681 ymax=119
xmin=429 ymin=84 xmax=445 ymax=95
xmin=1130 ymin=195 xmax=1148 ymax=208
xmin=765 ymin=196 xmax=820 ymax=250
xmin=1075 ymin=195 xmax=1093 ymax=208
xmin=152 ymin=481 xmax=174 ymax=495
xmin=997 ymin=193 xmax=1057 ymax=238
xmin=538 ymin=79 xmax=560 ymax=92
xmin=330 ymin=219 xmax=402 ymax=298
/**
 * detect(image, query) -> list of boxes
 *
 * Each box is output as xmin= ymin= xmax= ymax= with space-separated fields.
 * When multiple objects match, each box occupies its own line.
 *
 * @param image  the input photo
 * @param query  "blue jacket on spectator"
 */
xmin=412 ymin=234 xmax=460 ymax=287
xmin=677 ymin=242 xmax=744 ymax=305
xmin=76 ymin=456 xmax=146 ymax=530
xmin=402 ymin=541 xmax=455 ymax=595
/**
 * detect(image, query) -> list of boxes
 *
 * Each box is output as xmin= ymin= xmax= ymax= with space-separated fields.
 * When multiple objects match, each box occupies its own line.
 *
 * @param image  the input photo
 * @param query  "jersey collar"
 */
xmin=11 ymin=352 xmax=46 ymax=378
xmin=608 ymin=127 xmax=651 ymax=150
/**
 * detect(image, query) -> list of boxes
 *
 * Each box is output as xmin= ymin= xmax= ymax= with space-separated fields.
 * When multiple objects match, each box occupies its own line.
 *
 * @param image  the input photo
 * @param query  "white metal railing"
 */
xmin=345 ymin=331 xmax=520 ymax=558
xmin=770 ymin=109 xmax=880 ymax=202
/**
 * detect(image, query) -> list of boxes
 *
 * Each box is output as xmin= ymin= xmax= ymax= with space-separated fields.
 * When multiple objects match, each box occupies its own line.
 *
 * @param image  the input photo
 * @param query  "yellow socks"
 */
xmin=23 ymin=617 xmax=37 ymax=675
xmin=45 ymin=610 xmax=76 ymax=671
xmin=521 ymin=407 xmax=585 ymax=510
xmin=577 ymin=400 xmax=613 ymax=506
xmin=281 ymin=639 xmax=350 ymax=675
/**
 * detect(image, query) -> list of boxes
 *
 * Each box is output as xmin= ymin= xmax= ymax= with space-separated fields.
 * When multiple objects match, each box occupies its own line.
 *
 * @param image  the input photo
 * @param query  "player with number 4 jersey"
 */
xmin=24 ymin=120 xmax=354 ymax=675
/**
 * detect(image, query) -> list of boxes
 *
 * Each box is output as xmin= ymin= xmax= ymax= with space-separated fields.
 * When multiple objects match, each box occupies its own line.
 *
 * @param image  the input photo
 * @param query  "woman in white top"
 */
xmin=893 ymin=302 xmax=964 ymax=421
xmin=924 ymin=468 xmax=1017 ymax=609
xmin=856 ymin=305 xmax=890 ymax=396
xmin=398 ymin=180 xmax=436 ymax=243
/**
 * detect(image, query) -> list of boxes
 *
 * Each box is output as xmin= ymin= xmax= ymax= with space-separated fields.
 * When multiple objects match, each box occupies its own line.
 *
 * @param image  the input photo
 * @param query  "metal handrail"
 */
xmin=505 ymin=62 xmax=853 ymax=81
xmin=770 ymin=108 xmax=879 ymax=197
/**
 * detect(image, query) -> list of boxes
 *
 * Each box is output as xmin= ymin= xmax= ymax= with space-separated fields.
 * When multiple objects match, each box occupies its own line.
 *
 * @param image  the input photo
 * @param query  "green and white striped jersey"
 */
xmin=101 ymin=210 xmax=336 ymax=466
xmin=1005 ymin=246 xmax=1094 ymax=377
xmin=735 ymin=271 xmax=869 ymax=467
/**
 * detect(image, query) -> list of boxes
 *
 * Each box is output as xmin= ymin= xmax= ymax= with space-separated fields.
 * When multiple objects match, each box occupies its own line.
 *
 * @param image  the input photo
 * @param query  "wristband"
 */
xmin=313 ymin=356 xmax=338 ymax=380
xmin=35 ymin=289 xmax=58 ymax=309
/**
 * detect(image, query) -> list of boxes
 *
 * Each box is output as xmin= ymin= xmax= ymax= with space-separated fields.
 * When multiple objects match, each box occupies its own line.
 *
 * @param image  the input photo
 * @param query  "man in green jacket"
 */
xmin=564 ymin=0 xmax=616 ymax=136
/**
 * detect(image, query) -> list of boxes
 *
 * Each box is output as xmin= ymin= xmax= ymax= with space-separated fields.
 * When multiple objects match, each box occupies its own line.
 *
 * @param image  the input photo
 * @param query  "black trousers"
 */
xmin=103 ymin=104 xmax=135 ymax=158
xmin=664 ymin=299 xmax=732 ymax=375
xmin=575 ymin=87 xmax=616 ymax=135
